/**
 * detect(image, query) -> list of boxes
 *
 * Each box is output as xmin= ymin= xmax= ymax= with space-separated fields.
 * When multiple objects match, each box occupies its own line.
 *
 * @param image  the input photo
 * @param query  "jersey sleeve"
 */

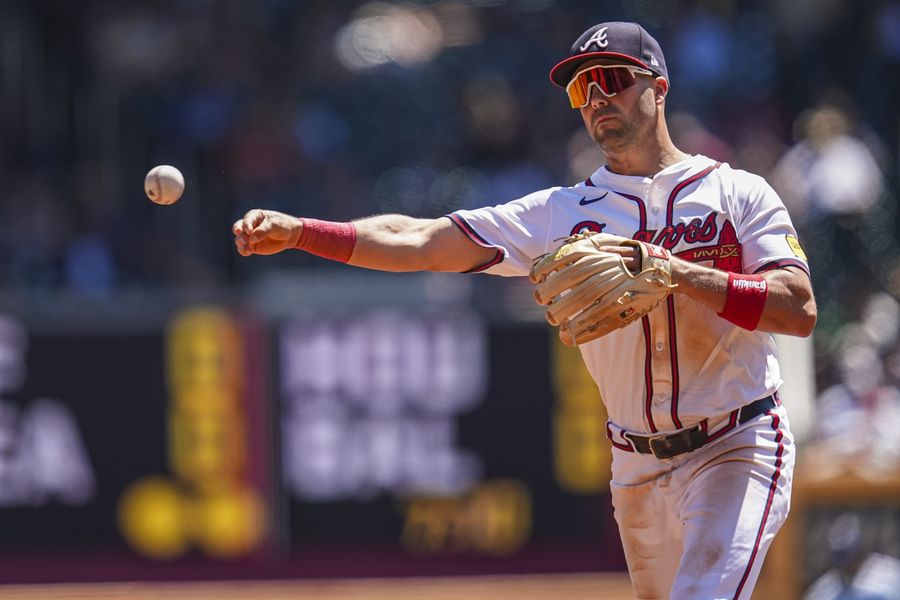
xmin=733 ymin=174 xmax=810 ymax=275
xmin=447 ymin=188 xmax=558 ymax=277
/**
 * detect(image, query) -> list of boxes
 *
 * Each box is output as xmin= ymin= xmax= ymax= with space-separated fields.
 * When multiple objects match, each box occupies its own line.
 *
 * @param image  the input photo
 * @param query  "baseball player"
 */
xmin=234 ymin=21 xmax=816 ymax=599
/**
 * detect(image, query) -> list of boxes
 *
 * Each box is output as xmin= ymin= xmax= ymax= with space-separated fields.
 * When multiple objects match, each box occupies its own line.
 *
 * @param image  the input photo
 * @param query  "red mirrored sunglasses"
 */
xmin=565 ymin=64 xmax=654 ymax=109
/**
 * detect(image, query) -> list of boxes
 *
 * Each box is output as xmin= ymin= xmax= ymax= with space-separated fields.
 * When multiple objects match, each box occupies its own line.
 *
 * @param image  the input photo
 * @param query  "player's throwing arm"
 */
xmin=233 ymin=209 xmax=498 ymax=273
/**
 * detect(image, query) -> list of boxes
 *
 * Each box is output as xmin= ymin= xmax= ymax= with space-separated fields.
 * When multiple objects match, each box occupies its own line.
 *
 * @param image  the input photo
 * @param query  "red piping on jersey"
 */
xmin=446 ymin=214 xmax=505 ymax=273
xmin=666 ymin=296 xmax=682 ymax=429
xmin=606 ymin=423 xmax=636 ymax=452
xmin=448 ymin=213 xmax=491 ymax=245
xmin=464 ymin=249 xmax=504 ymax=273
xmin=754 ymin=258 xmax=809 ymax=276
xmin=704 ymin=409 xmax=738 ymax=443
xmin=663 ymin=163 xmax=721 ymax=428
xmin=733 ymin=411 xmax=784 ymax=600
xmin=616 ymin=191 xmax=648 ymax=232
xmin=584 ymin=176 xmax=595 ymax=187
xmin=616 ymin=191 xmax=651 ymax=432
xmin=666 ymin=162 xmax=721 ymax=225
xmin=641 ymin=316 xmax=658 ymax=433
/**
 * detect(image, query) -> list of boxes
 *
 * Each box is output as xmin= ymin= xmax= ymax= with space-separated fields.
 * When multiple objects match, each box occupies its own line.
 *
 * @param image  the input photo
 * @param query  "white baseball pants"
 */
xmin=609 ymin=405 xmax=794 ymax=600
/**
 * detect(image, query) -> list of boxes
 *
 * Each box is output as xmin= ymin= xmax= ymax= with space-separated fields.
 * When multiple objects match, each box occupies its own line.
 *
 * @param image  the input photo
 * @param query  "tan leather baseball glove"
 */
xmin=529 ymin=233 xmax=675 ymax=346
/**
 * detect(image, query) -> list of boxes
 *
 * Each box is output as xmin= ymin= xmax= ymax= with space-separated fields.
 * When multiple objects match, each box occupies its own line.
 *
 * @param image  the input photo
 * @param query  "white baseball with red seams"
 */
xmin=448 ymin=153 xmax=807 ymax=599
xmin=144 ymin=165 xmax=185 ymax=205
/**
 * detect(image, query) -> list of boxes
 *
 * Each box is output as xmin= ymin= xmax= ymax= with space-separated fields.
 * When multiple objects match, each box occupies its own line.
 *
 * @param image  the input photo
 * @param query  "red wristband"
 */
xmin=295 ymin=218 xmax=357 ymax=263
xmin=718 ymin=272 xmax=768 ymax=330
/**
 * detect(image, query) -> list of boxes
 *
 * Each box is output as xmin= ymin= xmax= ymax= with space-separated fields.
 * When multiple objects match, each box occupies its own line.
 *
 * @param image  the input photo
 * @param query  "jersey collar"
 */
xmin=589 ymin=154 xmax=716 ymax=189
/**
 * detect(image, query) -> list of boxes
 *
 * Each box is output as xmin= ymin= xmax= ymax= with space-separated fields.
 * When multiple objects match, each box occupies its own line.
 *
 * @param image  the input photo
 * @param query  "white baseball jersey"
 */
xmin=448 ymin=154 xmax=809 ymax=436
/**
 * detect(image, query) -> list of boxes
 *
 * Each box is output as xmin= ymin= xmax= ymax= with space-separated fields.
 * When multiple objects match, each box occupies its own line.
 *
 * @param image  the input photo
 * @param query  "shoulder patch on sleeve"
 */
xmin=786 ymin=235 xmax=807 ymax=260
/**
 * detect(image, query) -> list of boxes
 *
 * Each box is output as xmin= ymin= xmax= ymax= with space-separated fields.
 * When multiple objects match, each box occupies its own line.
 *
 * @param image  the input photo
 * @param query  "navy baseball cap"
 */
xmin=549 ymin=22 xmax=668 ymax=87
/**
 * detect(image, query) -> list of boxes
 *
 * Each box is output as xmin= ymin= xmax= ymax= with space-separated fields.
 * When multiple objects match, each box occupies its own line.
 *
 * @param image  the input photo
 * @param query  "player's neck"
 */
xmin=603 ymin=126 xmax=690 ymax=178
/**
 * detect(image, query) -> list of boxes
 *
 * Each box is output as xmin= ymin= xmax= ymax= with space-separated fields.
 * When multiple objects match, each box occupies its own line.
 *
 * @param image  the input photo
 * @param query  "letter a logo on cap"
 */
xmin=579 ymin=27 xmax=609 ymax=52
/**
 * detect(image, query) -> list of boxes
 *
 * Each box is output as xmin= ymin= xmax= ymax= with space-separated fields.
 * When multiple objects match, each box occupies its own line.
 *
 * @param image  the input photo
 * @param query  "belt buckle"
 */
xmin=648 ymin=426 xmax=704 ymax=460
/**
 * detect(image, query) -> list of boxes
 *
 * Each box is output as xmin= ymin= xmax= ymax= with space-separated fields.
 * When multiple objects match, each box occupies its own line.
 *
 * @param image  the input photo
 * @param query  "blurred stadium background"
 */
xmin=1 ymin=0 xmax=899 ymax=598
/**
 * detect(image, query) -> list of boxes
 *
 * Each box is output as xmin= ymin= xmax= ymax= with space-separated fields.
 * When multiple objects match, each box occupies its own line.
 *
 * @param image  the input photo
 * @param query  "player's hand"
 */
xmin=563 ymin=233 xmax=641 ymax=272
xmin=233 ymin=209 xmax=303 ymax=256
xmin=598 ymin=242 xmax=641 ymax=272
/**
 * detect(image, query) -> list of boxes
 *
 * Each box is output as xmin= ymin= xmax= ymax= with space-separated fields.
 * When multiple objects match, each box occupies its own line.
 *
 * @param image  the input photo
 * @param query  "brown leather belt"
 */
xmin=624 ymin=395 xmax=777 ymax=460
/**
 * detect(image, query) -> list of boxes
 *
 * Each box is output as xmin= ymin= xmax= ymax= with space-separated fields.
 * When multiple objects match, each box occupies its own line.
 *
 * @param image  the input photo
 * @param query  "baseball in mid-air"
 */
xmin=144 ymin=165 xmax=185 ymax=205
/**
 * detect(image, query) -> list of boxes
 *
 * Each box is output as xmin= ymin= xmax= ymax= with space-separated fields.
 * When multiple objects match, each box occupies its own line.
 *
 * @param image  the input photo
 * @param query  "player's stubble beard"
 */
xmin=586 ymin=87 xmax=658 ymax=157
xmin=588 ymin=115 xmax=641 ymax=154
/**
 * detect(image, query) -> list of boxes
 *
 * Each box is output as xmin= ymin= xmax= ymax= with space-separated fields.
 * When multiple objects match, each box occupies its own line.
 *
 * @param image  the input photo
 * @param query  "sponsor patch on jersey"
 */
xmin=786 ymin=235 xmax=807 ymax=260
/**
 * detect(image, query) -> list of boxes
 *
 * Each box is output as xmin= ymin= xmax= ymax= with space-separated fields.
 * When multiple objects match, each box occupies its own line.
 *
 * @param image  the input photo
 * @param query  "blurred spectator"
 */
xmin=770 ymin=95 xmax=892 ymax=338
xmin=772 ymin=99 xmax=884 ymax=221
xmin=804 ymin=513 xmax=900 ymax=600
xmin=63 ymin=234 xmax=117 ymax=294
xmin=805 ymin=292 xmax=900 ymax=479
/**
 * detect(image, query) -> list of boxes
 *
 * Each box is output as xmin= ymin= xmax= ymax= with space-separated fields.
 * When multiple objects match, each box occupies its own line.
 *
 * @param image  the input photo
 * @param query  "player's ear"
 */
xmin=654 ymin=77 xmax=669 ymax=104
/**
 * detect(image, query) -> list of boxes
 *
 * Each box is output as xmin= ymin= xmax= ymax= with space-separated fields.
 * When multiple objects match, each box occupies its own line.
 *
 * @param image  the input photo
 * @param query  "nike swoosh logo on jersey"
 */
xmin=579 ymin=192 xmax=608 ymax=205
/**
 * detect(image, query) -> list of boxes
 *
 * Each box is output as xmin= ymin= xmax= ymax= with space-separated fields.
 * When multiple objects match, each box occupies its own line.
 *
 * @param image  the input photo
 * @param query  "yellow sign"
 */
xmin=118 ymin=307 xmax=266 ymax=560
xmin=401 ymin=479 xmax=531 ymax=555
xmin=551 ymin=337 xmax=611 ymax=493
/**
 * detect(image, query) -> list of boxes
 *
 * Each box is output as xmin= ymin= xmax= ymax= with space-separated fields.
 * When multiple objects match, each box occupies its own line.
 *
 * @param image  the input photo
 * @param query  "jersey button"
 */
xmin=655 ymin=342 xmax=664 ymax=352
xmin=653 ymin=394 xmax=666 ymax=405
xmin=651 ymin=206 xmax=660 ymax=214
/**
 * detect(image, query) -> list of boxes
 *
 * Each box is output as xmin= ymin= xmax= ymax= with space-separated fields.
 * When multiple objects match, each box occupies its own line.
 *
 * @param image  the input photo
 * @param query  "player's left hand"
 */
xmin=593 ymin=238 xmax=641 ymax=272
xmin=544 ymin=233 xmax=642 ymax=272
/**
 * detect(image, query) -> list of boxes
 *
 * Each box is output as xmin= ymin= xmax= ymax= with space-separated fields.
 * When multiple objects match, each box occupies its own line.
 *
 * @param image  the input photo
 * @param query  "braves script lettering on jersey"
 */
xmin=448 ymin=154 xmax=808 ymax=599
